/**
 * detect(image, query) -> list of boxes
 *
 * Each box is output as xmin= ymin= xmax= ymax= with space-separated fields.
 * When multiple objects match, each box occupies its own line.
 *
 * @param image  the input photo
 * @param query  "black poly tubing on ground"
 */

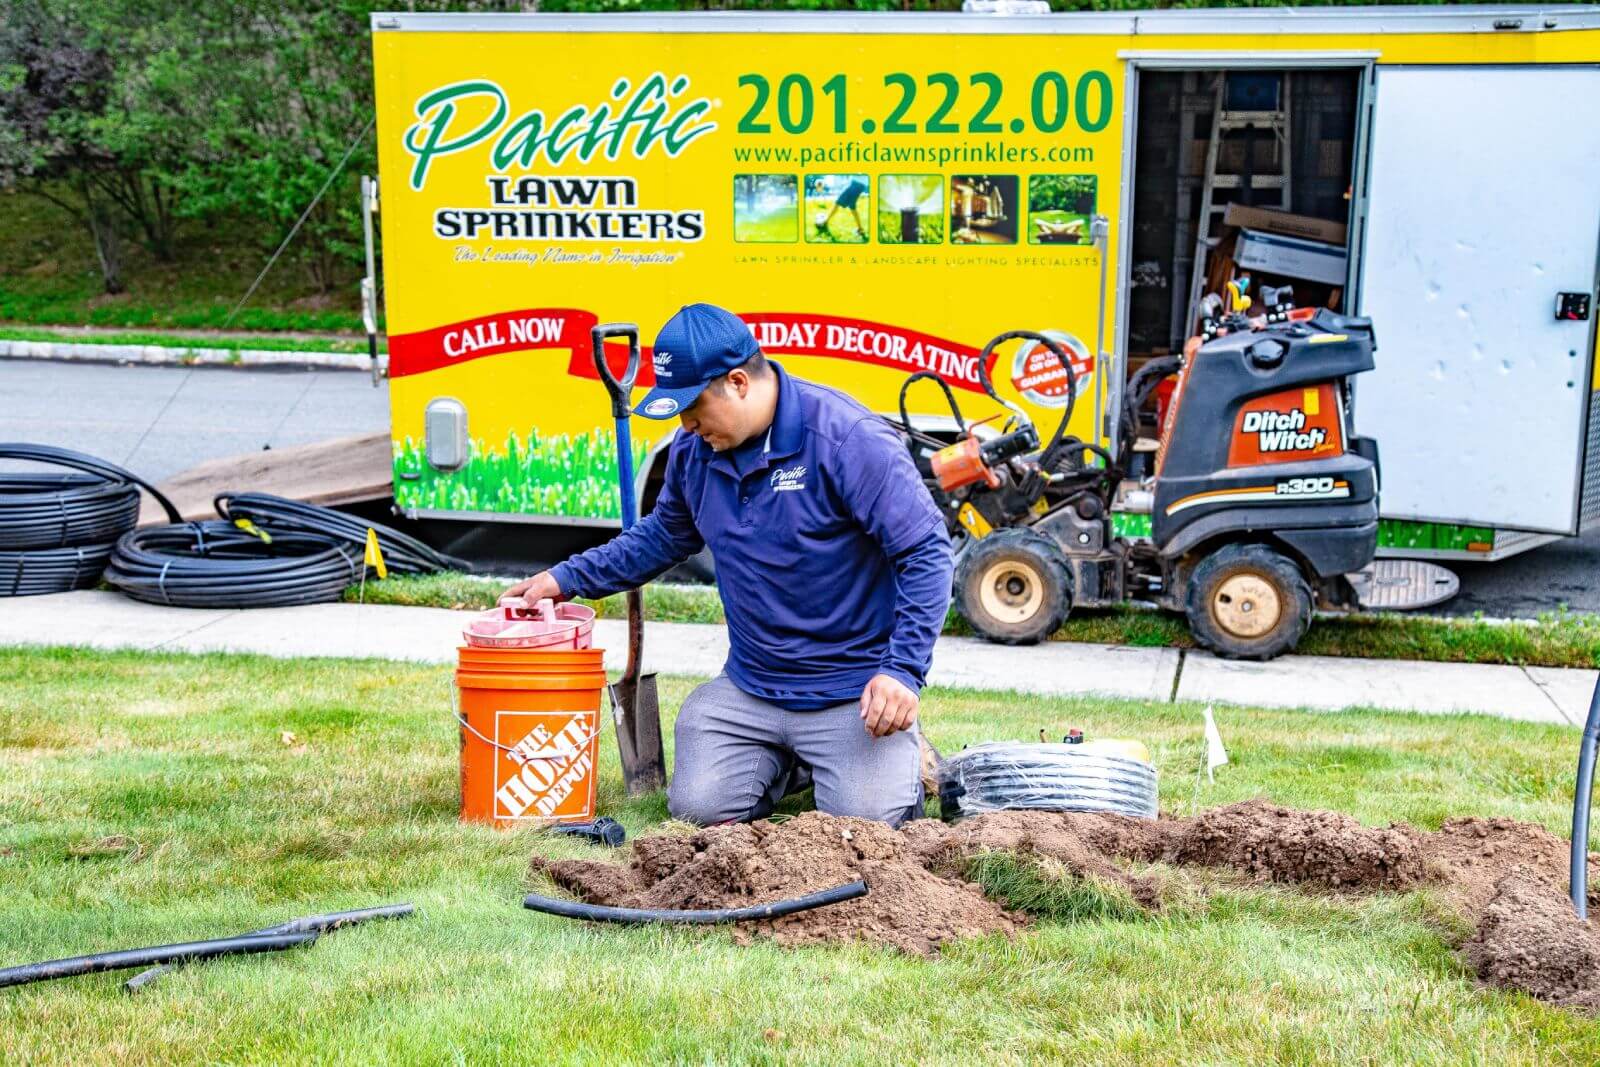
xmin=939 ymin=743 xmax=1161 ymax=820
xmin=0 ymin=932 xmax=316 ymax=990
xmin=124 ymin=903 xmax=416 ymax=993
xmin=216 ymin=493 xmax=466 ymax=575
xmin=523 ymin=879 xmax=869 ymax=925
xmin=105 ymin=522 xmax=362 ymax=608
xmin=0 ymin=543 xmax=115 ymax=596
xmin=0 ymin=474 xmax=139 ymax=551
xmin=0 ymin=444 xmax=181 ymax=596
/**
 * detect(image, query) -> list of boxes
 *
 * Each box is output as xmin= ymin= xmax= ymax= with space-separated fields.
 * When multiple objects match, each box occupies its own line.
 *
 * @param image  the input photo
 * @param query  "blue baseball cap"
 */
xmin=634 ymin=303 xmax=761 ymax=419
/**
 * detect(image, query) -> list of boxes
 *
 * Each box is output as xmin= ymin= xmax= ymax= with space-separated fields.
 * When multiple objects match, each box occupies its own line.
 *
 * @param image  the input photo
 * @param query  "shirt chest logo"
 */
xmin=770 ymin=465 xmax=808 ymax=493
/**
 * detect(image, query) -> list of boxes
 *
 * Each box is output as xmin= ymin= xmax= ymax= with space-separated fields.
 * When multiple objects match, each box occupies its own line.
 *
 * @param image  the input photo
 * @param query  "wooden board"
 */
xmin=138 ymin=432 xmax=393 ymax=525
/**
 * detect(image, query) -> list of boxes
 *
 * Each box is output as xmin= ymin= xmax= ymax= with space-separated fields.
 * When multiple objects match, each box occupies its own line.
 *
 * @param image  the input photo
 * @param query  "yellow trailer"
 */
xmin=368 ymin=6 xmax=1600 ymax=561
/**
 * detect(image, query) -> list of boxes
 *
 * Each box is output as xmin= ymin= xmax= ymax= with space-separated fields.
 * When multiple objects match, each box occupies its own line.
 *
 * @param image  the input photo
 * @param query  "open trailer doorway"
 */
xmin=1115 ymin=61 xmax=1366 ymax=467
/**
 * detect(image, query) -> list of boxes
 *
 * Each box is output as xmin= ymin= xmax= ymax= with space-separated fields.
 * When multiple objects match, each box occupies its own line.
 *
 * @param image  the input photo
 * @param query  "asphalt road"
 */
xmin=4 ymin=358 xmax=1596 ymax=618
xmin=0 ymin=358 xmax=391 ymax=482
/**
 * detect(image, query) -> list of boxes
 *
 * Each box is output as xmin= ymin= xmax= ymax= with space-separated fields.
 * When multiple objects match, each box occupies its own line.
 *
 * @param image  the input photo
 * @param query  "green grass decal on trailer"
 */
xmin=393 ymin=428 xmax=652 ymax=518
xmin=1378 ymin=519 xmax=1495 ymax=552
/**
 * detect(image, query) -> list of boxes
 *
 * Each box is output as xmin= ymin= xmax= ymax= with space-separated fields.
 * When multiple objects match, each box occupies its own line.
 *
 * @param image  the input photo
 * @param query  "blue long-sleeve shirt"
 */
xmin=551 ymin=362 xmax=952 ymax=711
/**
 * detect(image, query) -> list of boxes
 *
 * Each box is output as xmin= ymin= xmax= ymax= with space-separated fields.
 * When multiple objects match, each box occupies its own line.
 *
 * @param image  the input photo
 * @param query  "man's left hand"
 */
xmin=860 ymin=674 xmax=919 ymax=738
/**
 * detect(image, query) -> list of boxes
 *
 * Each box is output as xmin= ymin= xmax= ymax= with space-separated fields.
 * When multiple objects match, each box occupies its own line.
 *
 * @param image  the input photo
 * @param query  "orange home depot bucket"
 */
xmin=454 ymin=644 xmax=607 ymax=827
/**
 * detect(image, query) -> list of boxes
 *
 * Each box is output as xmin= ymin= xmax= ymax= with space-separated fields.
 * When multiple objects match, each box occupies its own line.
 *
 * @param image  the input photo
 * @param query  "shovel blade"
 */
xmin=610 ymin=672 xmax=665 ymax=796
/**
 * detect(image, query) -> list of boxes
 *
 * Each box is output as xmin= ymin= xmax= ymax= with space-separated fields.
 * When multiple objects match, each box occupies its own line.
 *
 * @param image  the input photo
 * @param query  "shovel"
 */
xmin=590 ymin=322 xmax=666 ymax=796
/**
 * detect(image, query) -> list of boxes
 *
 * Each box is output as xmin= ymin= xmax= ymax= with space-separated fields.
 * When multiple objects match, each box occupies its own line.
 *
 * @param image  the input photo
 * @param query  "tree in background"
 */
xmin=154 ymin=2 xmax=381 ymax=294
xmin=0 ymin=0 xmax=191 ymax=293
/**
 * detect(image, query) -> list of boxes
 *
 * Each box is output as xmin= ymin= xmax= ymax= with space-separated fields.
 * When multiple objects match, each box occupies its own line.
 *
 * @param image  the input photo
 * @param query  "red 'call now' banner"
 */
xmin=390 ymin=308 xmax=995 ymax=395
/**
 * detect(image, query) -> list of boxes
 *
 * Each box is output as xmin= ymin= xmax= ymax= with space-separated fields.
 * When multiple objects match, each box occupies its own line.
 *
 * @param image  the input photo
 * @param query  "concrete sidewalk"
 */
xmin=2 ymin=591 xmax=1593 ymax=727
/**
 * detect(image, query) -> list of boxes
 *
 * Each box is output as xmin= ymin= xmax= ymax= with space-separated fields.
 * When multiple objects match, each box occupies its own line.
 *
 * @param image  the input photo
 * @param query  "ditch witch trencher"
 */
xmin=591 ymin=323 xmax=666 ymax=795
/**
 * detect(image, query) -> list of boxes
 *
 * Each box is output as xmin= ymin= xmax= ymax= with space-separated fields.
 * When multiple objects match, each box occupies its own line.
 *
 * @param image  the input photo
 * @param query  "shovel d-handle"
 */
xmin=590 ymin=322 xmax=642 ymax=421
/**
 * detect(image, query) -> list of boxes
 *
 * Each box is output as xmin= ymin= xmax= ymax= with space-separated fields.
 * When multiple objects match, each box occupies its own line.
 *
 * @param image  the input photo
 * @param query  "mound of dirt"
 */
xmin=1464 ymin=872 xmax=1600 ymax=1010
xmin=534 ymin=811 xmax=1024 ymax=956
xmin=899 ymin=809 xmax=1166 ymax=908
xmin=1161 ymin=800 xmax=1427 ymax=892
xmin=531 ymin=800 xmax=1600 ymax=1009
xmin=1420 ymin=817 xmax=1600 ymax=919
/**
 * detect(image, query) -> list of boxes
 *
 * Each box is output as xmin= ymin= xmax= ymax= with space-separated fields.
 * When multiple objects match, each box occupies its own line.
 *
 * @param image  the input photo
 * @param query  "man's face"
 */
xmin=678 ymin=371 xmax=750 ymax=451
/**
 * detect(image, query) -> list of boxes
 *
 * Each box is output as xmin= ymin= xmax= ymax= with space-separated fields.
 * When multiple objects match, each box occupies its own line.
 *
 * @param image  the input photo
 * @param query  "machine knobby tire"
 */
xmin=1185 ymin=543 xmax=1313 ymax=660
xmin=954 ymin=527 xmax=1072 ymax=645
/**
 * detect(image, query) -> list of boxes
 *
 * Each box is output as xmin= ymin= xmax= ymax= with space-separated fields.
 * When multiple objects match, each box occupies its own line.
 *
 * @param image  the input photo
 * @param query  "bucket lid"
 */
xmin=462 ymin=598 xmax=597 ymax=650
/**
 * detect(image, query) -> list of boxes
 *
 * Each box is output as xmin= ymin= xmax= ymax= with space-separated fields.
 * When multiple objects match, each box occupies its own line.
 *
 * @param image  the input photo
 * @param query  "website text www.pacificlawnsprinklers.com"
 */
xmin=732 ymin=140 xmax=1096 ymax=165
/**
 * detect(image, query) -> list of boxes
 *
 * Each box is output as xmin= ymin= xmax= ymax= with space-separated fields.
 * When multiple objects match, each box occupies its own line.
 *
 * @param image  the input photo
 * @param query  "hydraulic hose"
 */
xmin=1117 ymin=356 xmax=1184 ymax=471
xmin=105 ymin=522 xmax=362 ymax=608
xmin=215 ymin=493 xmax=465 ymax=575
xmin=897 ymin=371 xmax=967 ymax=437
xmin=1571 ymin=674 xmax=1600 ymax=918
xmin=523 ymin=879 xmax=869 ymax=925
xmin=0 ymin=932 xmax=316 ymax=990
xmin=975 ymin=331 xmax=1079 ymax=458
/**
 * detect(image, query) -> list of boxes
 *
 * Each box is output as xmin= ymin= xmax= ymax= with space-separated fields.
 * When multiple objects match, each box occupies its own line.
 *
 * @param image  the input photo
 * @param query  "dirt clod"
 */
xmin=1464 ymin=872 xmax=1600 ymax=1010
xmin=1163 ymin=799 xmax=1426 ymax=892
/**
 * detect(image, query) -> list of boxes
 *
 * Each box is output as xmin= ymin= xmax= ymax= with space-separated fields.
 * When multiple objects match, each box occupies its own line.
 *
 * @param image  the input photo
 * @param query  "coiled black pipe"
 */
xmin=1570 ymin=675 xmax=1600 ymax=918
xmin=105 ymin=522 xmax=361 ymax=608
xmin=0 ymin=444 xmax=180 ymax=596
xmin=523 ymin=879 xmax=869 ymax=925
xmin=0 ymin=543 xmax=115 ymax=596
xmin=0 ymin=474 xmax=139 ymax=550
xmin=0 ymin=932 xmax=316 ymax=990
xmin=938 ymin=743 xmax=1160 ymax=820
xmin=0 ymin=444 xmax=180 ymax=526
xmin=216 ymin=493 xmax=464 ymax=575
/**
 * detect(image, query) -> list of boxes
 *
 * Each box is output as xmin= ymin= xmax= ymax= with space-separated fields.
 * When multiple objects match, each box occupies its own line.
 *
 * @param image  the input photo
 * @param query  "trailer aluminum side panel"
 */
xmin=1355 ymin=65 xmax=1600 ymax=535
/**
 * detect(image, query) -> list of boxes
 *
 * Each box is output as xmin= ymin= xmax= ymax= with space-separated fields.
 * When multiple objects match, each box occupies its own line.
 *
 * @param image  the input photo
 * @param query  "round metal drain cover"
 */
xmin=1348 ymin=559 xmax=1460 ymax=611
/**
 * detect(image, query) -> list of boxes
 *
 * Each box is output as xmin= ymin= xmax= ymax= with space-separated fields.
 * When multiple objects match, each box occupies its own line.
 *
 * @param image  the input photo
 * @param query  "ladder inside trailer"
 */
xmin=1171 ymin=72 xmax=1293 ymax=340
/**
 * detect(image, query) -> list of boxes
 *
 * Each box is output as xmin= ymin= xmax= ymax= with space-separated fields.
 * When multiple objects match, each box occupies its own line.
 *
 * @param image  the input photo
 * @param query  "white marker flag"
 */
xmin=1203 ymin=705 xmax=1229 ymax=783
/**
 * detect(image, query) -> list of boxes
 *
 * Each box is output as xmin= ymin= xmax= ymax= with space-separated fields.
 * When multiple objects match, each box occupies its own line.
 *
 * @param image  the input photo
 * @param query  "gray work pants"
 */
xmin=667 ymin=674 xmax=923 ymax=828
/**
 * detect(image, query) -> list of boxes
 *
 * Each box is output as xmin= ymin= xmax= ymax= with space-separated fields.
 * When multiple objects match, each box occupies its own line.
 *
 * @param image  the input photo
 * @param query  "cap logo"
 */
xmin=642 ymin=397 xmax=680 ymax=417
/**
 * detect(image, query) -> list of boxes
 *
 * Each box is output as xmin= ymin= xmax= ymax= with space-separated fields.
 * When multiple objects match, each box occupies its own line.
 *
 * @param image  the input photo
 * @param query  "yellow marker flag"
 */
xmin=363 ymin=528 xmax=388 ymax=580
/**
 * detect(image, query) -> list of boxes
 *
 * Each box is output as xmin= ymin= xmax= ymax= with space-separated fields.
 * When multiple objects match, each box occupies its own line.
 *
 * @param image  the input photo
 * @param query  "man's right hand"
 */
xmin=501 ymin=570 xmax=562 ymax=604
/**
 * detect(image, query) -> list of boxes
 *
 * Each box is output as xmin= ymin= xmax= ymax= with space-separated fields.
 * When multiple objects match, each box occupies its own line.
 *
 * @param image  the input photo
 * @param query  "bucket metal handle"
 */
xmin=450 ymin=685 xmax=599 ymax=761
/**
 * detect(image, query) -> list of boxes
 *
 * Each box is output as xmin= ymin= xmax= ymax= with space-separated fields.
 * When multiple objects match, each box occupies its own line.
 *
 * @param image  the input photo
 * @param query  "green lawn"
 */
xmin=0 ymin=189 xmax=365 ymax=333
xmin=349 ymin=574 xmax=1600 ymax=670
xmin=803 ymin=195 xmax=869 ymax=244
xmin=877 ymin=175 xmax=946 ymax=245
xmin=2 ymin=645 xmax=1598 ymax=1063
xmin=733 ymin=206 xmax=799 ymax=244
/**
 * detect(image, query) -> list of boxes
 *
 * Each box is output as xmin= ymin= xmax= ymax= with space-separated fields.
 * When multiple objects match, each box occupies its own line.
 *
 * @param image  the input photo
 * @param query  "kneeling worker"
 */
xmin=505 ymin=303 xmax=952 ymax=827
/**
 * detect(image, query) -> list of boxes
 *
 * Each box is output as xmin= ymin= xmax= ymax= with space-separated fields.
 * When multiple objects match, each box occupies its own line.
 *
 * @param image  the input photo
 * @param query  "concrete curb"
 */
xmin=0 ymin=338 xmax=382 ymax=372
xmin=2 ymin=591 xmax=1593 ymax=727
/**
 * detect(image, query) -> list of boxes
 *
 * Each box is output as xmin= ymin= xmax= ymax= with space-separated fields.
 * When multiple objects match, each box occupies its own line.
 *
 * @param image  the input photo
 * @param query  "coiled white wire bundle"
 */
xmin=938 ymin=742 xmax=1160 ymax=820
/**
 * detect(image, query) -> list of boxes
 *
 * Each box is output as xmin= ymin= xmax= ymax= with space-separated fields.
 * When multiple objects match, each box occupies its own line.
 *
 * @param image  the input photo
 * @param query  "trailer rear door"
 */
xmin=1355 ymin=66 xmax=1600 ymax=536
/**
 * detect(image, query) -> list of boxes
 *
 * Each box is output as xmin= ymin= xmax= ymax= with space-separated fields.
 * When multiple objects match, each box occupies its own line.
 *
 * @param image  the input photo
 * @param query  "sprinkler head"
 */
xmin=899 ymin=207 xmax=920 ymax=243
